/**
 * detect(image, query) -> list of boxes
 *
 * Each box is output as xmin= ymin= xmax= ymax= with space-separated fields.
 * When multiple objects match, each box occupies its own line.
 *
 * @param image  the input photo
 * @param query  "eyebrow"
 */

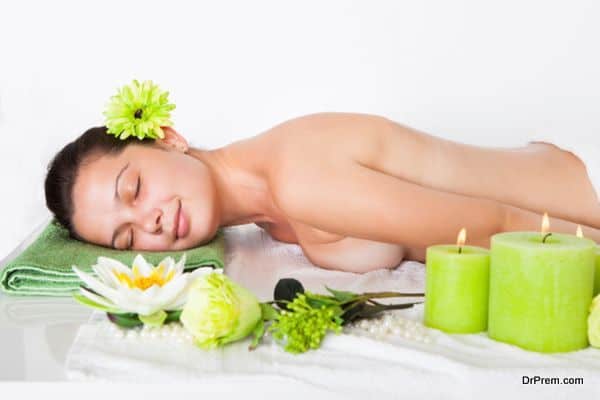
xmin=110 ymin=162 xmax=130 ymax=249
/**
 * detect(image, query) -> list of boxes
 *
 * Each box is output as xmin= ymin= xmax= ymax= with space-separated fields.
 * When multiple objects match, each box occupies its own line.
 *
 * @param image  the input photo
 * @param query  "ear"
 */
xmin=155 ymin=126 xmax=189 ymax=153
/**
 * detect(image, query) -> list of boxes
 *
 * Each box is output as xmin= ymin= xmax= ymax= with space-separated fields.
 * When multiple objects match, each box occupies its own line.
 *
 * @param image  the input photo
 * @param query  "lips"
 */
xmin=177 ymin=204 xmax=190 ymax=239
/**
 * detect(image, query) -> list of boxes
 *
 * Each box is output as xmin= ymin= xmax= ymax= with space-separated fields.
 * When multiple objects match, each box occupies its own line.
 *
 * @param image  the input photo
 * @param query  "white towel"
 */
xmin=65 ymin=224 xmax=600 ymax=399
xmin=222 ymin=224 xmax=425 ymax=302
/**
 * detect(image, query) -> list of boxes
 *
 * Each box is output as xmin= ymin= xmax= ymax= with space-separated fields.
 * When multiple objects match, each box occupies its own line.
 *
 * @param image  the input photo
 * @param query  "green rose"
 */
xmin=589 ymin=294 xmax=600 ymax=347
xmin=180 ymin=273 xmax=262 ymax=349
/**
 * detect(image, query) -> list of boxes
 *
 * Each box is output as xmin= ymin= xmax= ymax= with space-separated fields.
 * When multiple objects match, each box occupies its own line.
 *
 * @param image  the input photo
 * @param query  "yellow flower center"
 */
xmin=113 ymin=263 xmax=176 ymax=290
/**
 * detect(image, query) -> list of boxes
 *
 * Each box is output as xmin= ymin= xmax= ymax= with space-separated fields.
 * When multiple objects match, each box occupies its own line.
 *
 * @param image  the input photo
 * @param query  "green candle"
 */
xmin=424 ymin=242 xmax=490 ymax=333
xmin=595 ymin=247 xmax=600 ymax=296
xmin=488 ymin=231 xmax=595 ymax=353
xmin=575 ymin=225 xmax=600 ymax=296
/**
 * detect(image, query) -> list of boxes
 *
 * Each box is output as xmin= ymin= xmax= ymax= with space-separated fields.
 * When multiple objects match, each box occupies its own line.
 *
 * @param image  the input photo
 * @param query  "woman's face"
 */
xmin=71 ymin=144 xmax=220 ymax=251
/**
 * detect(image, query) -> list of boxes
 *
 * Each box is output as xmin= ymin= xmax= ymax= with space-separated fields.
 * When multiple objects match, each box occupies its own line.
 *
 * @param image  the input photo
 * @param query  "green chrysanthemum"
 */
xmin=103 ymin=79 xmax=176 ymax=140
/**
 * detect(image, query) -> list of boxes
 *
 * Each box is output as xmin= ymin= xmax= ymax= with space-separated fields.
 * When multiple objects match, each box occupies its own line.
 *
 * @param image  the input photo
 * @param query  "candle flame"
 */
xmin=541 ymin=212 xmax=550 ymax=235
xmin=576 ymin=225 xmax=583 ymax=238
xmin=457 ymin=228 xmax=467 ymax=247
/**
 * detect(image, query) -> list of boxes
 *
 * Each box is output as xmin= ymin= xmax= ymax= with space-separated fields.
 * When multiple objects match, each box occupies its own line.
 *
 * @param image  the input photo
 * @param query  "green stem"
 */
xmin=342 ymin=291 xmax=423 ymax=306
xmin=381 ymin=302 xmax=423 ymax=311
xmin=361 ymin=291 xmax=424 ymax=298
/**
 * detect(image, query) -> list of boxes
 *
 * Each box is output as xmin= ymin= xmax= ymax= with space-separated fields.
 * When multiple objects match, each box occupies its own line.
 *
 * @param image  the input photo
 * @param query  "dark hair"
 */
xmin=44 ymin=126 xmax=154 ymax=240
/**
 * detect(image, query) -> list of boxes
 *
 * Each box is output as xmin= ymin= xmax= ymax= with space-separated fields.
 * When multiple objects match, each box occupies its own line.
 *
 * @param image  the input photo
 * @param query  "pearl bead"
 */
xmin=390 ymin=327 xmax=403 ymax=335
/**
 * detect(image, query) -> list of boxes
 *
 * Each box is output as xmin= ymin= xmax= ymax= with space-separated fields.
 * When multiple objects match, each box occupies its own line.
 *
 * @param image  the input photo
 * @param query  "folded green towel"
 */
xmin=0 ymin=219 xmax=225 ymax=297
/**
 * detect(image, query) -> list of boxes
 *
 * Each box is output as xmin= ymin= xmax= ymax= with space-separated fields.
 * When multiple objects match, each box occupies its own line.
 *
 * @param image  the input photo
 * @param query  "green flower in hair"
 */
xmin=103 ymin=80 xmax=176 ymax=140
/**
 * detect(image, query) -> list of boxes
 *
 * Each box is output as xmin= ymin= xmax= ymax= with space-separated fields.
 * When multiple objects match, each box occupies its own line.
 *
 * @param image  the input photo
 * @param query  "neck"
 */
xmin=187 ymin=140 xmax=277 ymax=228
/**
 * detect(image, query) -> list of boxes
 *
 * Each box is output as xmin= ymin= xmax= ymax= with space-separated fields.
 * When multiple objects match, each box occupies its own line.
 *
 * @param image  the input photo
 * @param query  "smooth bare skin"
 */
xmin=71 ymin=112 xmax=600 ymax=273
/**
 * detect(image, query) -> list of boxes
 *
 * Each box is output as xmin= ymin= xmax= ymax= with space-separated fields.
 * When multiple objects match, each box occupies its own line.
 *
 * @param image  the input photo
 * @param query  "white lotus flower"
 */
xmin=72 ymin=253 xmax=216 ymax=317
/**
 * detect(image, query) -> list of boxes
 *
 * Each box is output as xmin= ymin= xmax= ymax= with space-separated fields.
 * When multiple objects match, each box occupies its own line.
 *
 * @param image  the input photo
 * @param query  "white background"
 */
xmin=0 ymin=0 xmax=599 ymax=258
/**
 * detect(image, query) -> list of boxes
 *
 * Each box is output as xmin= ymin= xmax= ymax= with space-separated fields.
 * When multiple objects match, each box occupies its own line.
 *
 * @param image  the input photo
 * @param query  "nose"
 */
xmin=141 ymin=208 xmax=163 ymax=234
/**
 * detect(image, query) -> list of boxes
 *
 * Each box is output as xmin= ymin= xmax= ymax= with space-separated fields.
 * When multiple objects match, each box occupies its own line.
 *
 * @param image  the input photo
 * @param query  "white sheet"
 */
xmin=65 ymin=224 xmax=600 ymax=398
xmin=222 ymin=224 xmax=425 ymax=302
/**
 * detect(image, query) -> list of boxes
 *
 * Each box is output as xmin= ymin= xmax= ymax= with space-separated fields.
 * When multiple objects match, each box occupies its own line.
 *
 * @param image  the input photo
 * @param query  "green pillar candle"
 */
xmin=595 ymin=247 xmax=600 ymax=296
xmin=424 ymin=244 xmax=490 ymax=333
xmin=488 ymin=231 xmax=595 ymax=353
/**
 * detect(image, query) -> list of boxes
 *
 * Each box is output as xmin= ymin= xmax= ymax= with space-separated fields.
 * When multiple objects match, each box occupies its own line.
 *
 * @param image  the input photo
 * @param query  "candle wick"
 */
xmin=458 ymin=246 xmax=462 ymax=254
xmin=542 ymin=232 xmax=552 ymax=243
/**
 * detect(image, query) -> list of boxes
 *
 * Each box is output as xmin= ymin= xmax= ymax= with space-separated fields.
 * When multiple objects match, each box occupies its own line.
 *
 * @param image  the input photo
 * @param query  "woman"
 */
xmin=44 ymin=112 xmax=600 ymax=273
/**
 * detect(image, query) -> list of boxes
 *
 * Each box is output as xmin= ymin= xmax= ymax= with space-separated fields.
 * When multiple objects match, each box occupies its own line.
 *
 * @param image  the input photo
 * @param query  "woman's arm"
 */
xmin=275 ymin=162 xmax=507 ymax=249
xmin=503 ymin=205 xmax=600 ymax=243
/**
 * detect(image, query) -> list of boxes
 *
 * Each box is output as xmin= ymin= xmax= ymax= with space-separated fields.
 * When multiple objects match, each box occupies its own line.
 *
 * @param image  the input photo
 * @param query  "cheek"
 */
xmin=137 ymin=233 xmax=171 ymax=251
xmin=184 ymin=182 xmax=218 ymax=243
xmin=188 ymin=192 xmax=216 ymax=238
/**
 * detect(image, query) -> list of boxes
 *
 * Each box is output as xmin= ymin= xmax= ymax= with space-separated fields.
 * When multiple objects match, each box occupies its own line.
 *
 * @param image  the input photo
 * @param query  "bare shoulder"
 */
xmin=267 ymin=111 xmax=393 ymax=166
xmin=267 ymin=111 xmax=393 ymax=194
xmin=273 ymin=111 xmax=392 ymax=130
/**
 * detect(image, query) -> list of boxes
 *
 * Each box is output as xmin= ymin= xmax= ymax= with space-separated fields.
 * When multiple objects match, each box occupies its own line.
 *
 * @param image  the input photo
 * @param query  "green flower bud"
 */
xmin=180 ymin=273 xmax=262 ymax=349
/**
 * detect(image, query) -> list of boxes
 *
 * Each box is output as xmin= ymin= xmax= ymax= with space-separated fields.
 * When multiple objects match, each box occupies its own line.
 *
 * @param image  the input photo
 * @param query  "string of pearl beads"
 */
xmin=344 ymin=313 xmax=432 ymax=343
xmin=106 ymin=322 xmax=194 ymax=343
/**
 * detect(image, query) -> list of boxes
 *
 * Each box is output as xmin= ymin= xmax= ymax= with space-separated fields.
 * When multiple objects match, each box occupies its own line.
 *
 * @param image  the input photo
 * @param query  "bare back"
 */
xmin=243 ymin=112 xmax=599 ymax=271
xmin=247 ymin=112 xmax=431 ymax=268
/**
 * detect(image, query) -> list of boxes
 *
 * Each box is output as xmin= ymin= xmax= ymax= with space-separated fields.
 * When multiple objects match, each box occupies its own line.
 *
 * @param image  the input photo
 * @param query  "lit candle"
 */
xmin=488 ymin=213 xmax=595 ymax=352
xmin=575 ymin=225 xmax=600 ymax=296
xmin=424 ymin=228 xmax=490 ymax=333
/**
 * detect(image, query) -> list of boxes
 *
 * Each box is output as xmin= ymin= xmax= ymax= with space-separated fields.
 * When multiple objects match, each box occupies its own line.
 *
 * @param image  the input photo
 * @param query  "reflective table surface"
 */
xmin=0 ymin=292 xmax=92 ymax=380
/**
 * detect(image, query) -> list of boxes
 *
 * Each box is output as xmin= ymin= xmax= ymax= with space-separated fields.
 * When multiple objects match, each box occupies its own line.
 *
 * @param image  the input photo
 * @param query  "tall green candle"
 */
xmin=425 ymin=240 xmax=490 ymax=333
xmin=488 ymin=231 xmax=595 ymax=353
xmin=595 ymin=247 xmax=600 ymax=296
xmin=575 ymin=225 xmax=600 ymax=296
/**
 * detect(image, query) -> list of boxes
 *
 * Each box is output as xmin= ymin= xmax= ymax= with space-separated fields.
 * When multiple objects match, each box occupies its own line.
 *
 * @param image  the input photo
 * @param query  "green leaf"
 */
xmin=248 ymin=322 xmax=266 ymax=351
xmin=165 ymin=309 xmax=182 ymax=323
xmin=304 ymin=292 xmax=341 ymax=308
xmin=324 ymin=286 xmax=359 ymax=303
xmin=260 ymin=303 xmax=280 ymax=321
xmin=73 ymin=293 xmax=122 ymax=314
xmin=139 ymin=310 xmax=167 ymax=327
xmin=340 ymin=301 xmax=423 ymax=324
xmin=106 ymin=312 xmax=143 ymax=328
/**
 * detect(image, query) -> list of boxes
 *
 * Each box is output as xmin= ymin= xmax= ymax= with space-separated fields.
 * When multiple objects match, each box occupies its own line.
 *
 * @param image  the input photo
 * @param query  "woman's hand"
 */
xmin=274 ymin=161 xmax=507 ymax=249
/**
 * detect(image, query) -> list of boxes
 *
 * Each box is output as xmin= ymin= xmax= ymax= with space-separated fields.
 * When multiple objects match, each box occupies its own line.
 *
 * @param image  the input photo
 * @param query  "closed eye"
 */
xmin=135 ymin=176 xmax=141 ymax=199
xmin=128 ymin=176 xmax=141 ymax=249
